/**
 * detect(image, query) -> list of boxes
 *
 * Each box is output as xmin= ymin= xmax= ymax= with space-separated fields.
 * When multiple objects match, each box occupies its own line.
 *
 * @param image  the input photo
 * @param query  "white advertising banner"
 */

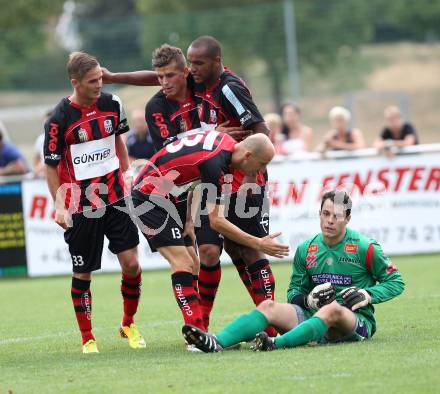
xmin=21 ymin=150 xmax=440 ymax=277
xmin=266 ymin=151 xmax=440 ymax=256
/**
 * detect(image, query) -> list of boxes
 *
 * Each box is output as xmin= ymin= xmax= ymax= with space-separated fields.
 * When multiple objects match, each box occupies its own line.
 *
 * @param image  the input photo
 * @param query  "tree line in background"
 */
xmin=1 ymin=0 xmax=440 ymax=105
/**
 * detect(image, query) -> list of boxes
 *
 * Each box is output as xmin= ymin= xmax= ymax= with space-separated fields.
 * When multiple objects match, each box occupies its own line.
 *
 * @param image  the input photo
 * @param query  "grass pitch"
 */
xmin=1 ymin=254 xmax=439 ymax=393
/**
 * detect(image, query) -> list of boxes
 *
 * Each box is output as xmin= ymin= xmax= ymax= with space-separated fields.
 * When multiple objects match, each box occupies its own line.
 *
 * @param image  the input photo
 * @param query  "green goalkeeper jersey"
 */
xmin=287 ymin=227 xmax=405 ymax=334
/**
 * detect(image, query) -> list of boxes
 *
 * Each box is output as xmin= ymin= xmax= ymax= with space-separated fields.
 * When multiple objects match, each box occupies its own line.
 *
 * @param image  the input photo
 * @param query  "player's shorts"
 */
xmin=226 ymin=187 xmax=270 ymax=238
xmin=194 ymin=188 xmax=224 ymax=247
xmin=64 ymin=199 xmax=139 ymax=273
xmin=291 ymin=304 xmax=373 ymax=342
xmin=175 ymin=194 xmax=196 ymax=248
xmin=131 ymin=191 xmax=189 ymax=252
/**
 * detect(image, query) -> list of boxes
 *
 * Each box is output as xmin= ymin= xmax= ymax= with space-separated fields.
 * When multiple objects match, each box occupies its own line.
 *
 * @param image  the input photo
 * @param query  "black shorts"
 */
xmin=131 ymin=192 xmax=190 ymax=252
xmin=175 ymin=194 xmax=195 ymax=248
xmin=64 ymin=200 xmax=139 ymax=273
xmin=226 ymin=187 xmax=270 ymax=238
xmin=194 ymin=188 xmax=224 ymax=247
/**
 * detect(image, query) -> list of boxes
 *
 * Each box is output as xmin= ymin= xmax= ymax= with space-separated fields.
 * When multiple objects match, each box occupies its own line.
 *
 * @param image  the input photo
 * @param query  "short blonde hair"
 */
xmin=384 ymin=105 xmax=401 ymax=118
xmin=329 ymin=106 xmax=351 ymax=122
xmin=264 ymin=112 xmax=282 ymax=125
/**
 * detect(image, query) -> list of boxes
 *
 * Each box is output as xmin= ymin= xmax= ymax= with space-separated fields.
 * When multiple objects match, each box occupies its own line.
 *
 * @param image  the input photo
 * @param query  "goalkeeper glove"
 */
xmin=306 ymin=282 xmax=336 ymax=310
xmin=340 ymin=287 xmax=371 ymax=311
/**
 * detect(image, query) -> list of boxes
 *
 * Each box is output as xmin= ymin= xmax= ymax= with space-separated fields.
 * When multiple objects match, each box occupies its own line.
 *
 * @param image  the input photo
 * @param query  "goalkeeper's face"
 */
xmin=319 ymin=199 xmax=350 ymax=241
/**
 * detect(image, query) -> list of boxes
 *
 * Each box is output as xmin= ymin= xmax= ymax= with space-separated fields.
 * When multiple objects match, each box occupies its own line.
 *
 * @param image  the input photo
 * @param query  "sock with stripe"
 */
xmin=198 ymin=262 xmax=222 ymax=331
xmin=172 ymin=271 xmax=205 ymax=330
xmin=232 ymin=258 xmax=255 ymax=302
xmin=246 ymin=259 xmax=278 ymax=337
xmin=274 ymin=316 xmax=328 ymax=349
xmin=216 ymin=309 xmax=268 ymax=348
xmin=121 ymin=271 xmax=142 ymax=327
xmin=71 ymin=277 xmax=94 ymax=345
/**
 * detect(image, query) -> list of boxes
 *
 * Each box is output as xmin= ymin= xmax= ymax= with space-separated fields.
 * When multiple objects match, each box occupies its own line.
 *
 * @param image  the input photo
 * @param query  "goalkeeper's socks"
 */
xmin=121 ymin=270 xmax=142 ymax=327
xmin=198 ymin=262 xmax=221 ymax=331
xmin=172 ymin=271 xmax=204 ymax=330
xmin=274 ymin=316 xmax=328 ymax=349
xmin=71 ymin=277 xmax=95 ymax=345
xmin=232 ymin=258 xmax=254 ymax=301
xmin=216 ymin=309 xmax=268 ymax=348
xmin=247 ymin=259 xmax=276 ymax=306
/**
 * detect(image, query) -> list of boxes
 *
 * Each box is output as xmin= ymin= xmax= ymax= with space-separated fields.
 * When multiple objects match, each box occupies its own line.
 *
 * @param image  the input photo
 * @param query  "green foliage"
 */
xmin=0 ymin=0 xmax=65 ymax=88
xmin=0 ymin=255 xmax=439 ymax=393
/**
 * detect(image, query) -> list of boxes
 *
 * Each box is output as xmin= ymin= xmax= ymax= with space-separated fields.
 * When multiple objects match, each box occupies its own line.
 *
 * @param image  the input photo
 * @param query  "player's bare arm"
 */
xmin=101 ymin=67 xmax=159 ymax=86
xmin=45 ymin=164 xmax=69 ymax=230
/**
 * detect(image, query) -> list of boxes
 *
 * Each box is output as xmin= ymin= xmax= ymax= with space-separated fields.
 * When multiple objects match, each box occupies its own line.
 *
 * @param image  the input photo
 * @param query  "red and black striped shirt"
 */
xmin=133 ymin=130 xmax=236 ymax=203
xmin=44 ymin=93 xmax=129 ymax=213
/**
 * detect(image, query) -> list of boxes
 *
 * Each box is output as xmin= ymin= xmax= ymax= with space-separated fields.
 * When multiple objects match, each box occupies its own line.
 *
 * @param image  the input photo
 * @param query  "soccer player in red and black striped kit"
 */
xmin=102 ymin=38 xmax=278 ymax=334
xmin=44 ymin=52 xmax=152 ymax=353
xmin=186 ymin=36 xmax=278 ymax=335
xmin=129 ymin=130 xmax=289 ymax=345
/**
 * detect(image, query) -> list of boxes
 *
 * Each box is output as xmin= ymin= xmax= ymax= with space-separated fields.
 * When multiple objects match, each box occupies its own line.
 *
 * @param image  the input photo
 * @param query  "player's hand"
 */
xmin=101 ymin=67 xmax=114 ymax=84
xmin=215 ymin=121 xmax=251 ymax=141
xmin=306 ymin=282 xmax=336 ymax=310
xmin=54 ymin=208 xmax=72 ymax=230
xmin=257 ymin=232 xmax=289 ymax=258
xmin=340 ymin=287 xmax=371 ymax=311
xmin=183 ymin=217 xmax=196 ymax=246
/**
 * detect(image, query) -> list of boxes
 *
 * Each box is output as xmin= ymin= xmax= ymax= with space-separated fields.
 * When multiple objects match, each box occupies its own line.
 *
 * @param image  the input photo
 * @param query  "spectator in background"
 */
xmin=374 ymin=105 xmax=418 ymax=150
xmin=33 ymin=109 xmax=53 ymax=178
xmin=0 ymin=124 xmax=28 ymax=176
xmin=281 ymin=102 xmax=312 ymax=155
xmin=264 ymin=113 xmax=287 ymax=155
xmin=126 ymin=109 xmax=156 ymax=163
xmin=317 ymin=106 xmax=365 ymax=152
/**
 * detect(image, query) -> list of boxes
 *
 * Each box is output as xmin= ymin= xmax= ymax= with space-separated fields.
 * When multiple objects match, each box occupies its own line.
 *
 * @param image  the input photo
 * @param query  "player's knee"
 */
xmin=121 ymin=258 xmax=140 ymax=276
xmin=240 ymin=247 xmax=263 ymax=265
xmin=316 ymin=302 xmax=344 ymax=327
xmin=257 ymin=299 xmax=276 ymax=319
xmin=199 ymin=244 xmax=221 ymax=265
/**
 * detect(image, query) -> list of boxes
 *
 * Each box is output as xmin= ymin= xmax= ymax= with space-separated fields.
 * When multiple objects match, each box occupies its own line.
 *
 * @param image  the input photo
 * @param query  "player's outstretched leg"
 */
xmin=182 ymin=325 xmax=223 ymax=353
xmin=255 ymin=316 xmax=328 ymax=351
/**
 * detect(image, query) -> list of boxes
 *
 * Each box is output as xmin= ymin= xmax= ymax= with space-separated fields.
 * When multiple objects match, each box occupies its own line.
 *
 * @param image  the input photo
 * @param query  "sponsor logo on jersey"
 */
xmin=311 ymin=273 xmax=352 ymax=286
xmin=338 ymin=256 xmax=361 ymax=265
xmin=48 ymin=123 xmax=59 ymax=152
xmin=104 ymin=119 xmax=113 ymax=133
xmin=77 ymin=128 xmax=89 ymax=143
xmin=308 ymin=244 xmax=318 ymax=253
xmin=344 ymin=244 xmax=358 ymax=253
xmin=260 ymin=212 xmax=269 ymax=234
xmin=240 ymin=111 xmax=252 ymax=125
xmin=86 ymin=111 xmax=96 ymax=117
xmin=152 ymin=112 xmax=170 ymax=138
xmin=197 ymin=104 xmax=203 ymax=118
xmin=325 ymin=257 xmax=333 ymax=265
xmin=306 ymin=254 xmax=317 ymax=269
xmin=179 ymin=118 xmax=187 ymax=132
xmin=72 ymin=148 xmax=111 ymax=165
xmin=45 ymin=153 xmax=61 ymax=161
xmin=210 ymin=109 xmax=217 ymax=124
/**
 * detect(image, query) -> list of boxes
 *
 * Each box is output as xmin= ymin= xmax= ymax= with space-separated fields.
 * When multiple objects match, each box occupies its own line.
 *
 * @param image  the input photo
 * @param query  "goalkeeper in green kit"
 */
xmin=182 ymin=190 xmax=405 ymax=352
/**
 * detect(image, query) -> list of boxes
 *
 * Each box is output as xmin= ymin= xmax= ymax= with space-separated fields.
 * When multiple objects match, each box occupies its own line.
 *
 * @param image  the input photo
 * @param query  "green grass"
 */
xmin=1 ymin=254 xmax=439 ymax=393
